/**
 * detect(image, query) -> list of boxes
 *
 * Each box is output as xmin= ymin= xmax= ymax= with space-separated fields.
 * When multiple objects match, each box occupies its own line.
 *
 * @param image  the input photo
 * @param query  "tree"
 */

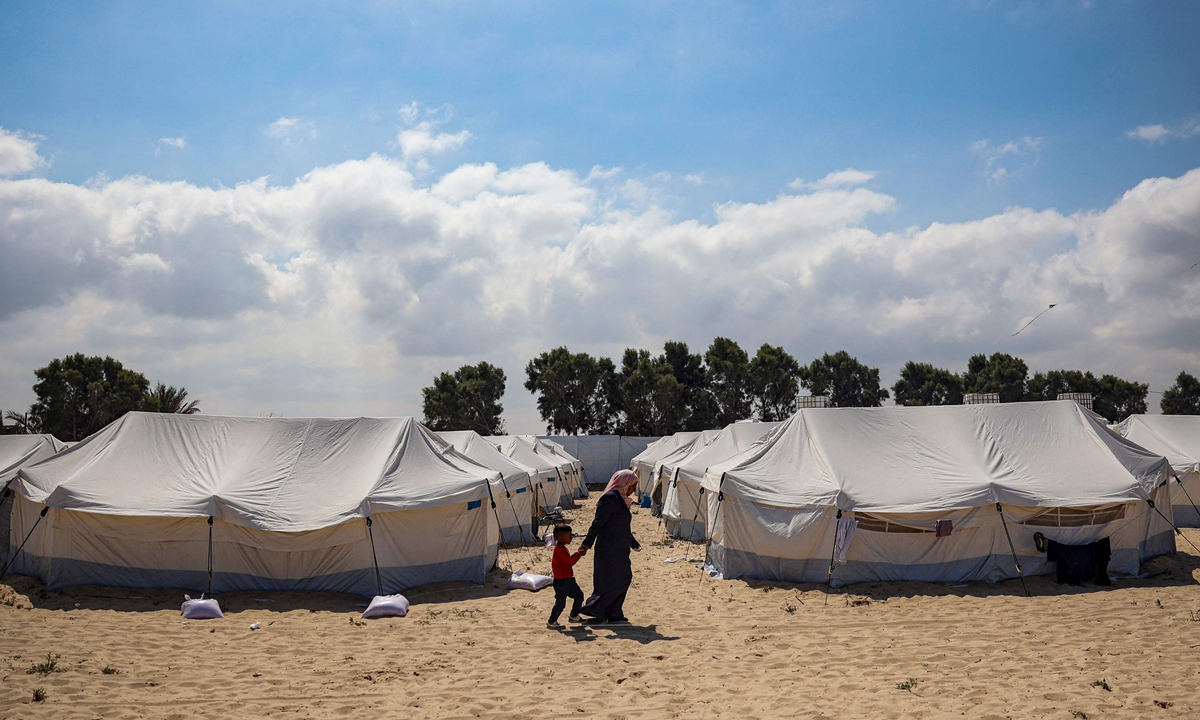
xmin=749 ymin=344 xmax=802 ymax=421
xmin=1025 ymin=369 xmax=1148 ymax=422
xmin=2 ymin=410 xmax=38 ymax=434
xmin=524 ymin=348 xmax=616 ymax=435
xmin=612 ymin=349 xmax=687 ymax=436
xmin=144 ymin=383 xmax=201 ymax=414
xmin=662 ymin=341 xmax=717 ymax=431
xmin=421 ymin=362 xmax=507 ymax=435
xmin=892 ymin=361 xmax=964 ymax=406
xmin=962 ymin=353 xmax=1028 ymax=403
xmin=705 ymin=337 xmax=752 ymax=425
xmin=798 ymin=351 xmax=889 ymax=407
xmin=1162 ymin=372 xmax=1200 ymax=415
xmin=28 ymin=354 xmax=151 ymax=441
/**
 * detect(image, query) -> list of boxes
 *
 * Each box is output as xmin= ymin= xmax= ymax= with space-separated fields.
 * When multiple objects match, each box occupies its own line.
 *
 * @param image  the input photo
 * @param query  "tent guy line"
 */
xmin=1012 ymin=304 xmax=1058 ymax=336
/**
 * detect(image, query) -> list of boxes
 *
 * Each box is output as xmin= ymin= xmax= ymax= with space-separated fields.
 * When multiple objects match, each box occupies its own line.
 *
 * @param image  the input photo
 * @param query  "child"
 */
xmin=547 ymin=524 xmax=587 ymax=630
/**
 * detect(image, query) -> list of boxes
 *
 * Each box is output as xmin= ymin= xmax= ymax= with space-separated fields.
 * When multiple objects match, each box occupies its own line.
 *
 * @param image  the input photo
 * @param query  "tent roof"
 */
xmin=1113 ymin=415 xmax=1200 ymax=475
xmin=654 ymin=430 xmax=719 ymax=475
xmin=485 ymin=436 xmax=559 ymax=476
xmin=527 ymin=437 xmax=580 ymax=467
xmin=673 ymin=422 xmax=779 ymax=484
xmin=437 ymin=430 xmax=536 ymax=487
xmin=14 ymin=413 xmax=495 ymax=532
xmin=1 ymin=434 xmax=65 ymax=481
xmin=632 ymin=432 xmax=702 ymax=470
xmin=703 ymin=401 xmax=1169 ymax=513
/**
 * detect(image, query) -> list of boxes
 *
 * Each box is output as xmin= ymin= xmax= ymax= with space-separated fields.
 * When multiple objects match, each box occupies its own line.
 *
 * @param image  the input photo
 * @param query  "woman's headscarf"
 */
xmin=605 ymin=469 xmax=640 ymax=507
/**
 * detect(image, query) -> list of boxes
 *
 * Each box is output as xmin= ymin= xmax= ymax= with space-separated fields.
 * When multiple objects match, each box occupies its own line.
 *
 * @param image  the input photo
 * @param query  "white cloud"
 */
xmin=789 ymin=168 xmax=876 ymax=191
xmin=397 ymin=122 xmax=471 ymax=167
xmin=0 ymin=128 xmax=46 ymax=176
xmin=971 ymin=136 xmax=1042 ymax=184
xmin=1127 ymin=120 xmax=1200 ymax=144
xmin=265 ymin=117 xmax=317 ymax=146
xmin=1 ymin=134 xmax=1198 ymax=431
xmin=159 ymin=137 xmax=187 ymax=149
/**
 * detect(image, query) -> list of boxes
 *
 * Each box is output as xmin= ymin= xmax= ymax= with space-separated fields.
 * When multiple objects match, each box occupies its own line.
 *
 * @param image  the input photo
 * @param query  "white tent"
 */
xmin=1 ymin=435 xmax=66 ymax=567
xmin=7 ymin=413 xmax=505 ymax=595
xmin=702 ymin=402 xmax=1175 ymax=587
xmin=631 ymin=432 xmax=702 ymax=497
xmin=541 ymin=435 xmax=661 ymax=487
xmin=647 ymin=430 xmax=719 ymax=507
xmin=485 ymin=436 xmax=562 ymax=512
xmin=523 ymin=436 xmax=587 ymax=502
xmin=662 ymin=422 xmax=779 ymax=540
xmin=437 ymin=430 xmax=540 ymax=544
xmin=1114 ymin=415 xmax=1200 ymax=526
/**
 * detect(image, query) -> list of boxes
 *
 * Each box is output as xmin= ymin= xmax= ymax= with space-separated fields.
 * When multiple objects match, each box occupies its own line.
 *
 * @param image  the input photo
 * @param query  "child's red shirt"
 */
xmin=552 ymin=544 xmax=583 ymax=579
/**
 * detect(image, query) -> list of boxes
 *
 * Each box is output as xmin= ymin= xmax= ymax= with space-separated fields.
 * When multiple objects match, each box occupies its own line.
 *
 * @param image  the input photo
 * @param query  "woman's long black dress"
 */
xmin=579 ymin=489 xmax=640 ymax=622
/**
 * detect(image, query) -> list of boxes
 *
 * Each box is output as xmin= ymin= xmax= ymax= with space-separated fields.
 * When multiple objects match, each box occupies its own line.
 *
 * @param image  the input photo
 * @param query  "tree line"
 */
xmin=2 ymin=354 xmax=199 ymax=441
xmin=423 ymin=343 xmax=1200 ymax=436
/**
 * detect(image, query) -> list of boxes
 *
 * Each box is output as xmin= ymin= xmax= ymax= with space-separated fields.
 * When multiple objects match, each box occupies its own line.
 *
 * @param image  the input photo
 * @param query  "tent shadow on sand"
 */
xmin=736 ymin=544 xmax=1200 ymax=602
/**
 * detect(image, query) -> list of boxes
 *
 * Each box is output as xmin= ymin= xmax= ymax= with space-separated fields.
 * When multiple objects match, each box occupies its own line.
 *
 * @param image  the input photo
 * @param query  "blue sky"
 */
xmin=1 ymin=1 xmax=1199 ymax=428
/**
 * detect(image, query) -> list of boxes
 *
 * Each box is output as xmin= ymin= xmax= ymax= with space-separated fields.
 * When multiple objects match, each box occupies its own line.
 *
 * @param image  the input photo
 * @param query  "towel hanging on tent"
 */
xmin=834 ymin=516 xmax=857 ymax=565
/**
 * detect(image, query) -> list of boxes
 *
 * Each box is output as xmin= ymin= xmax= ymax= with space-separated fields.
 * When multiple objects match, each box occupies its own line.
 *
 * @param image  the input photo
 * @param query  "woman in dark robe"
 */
xmin=579 ymin=469 xmax=641 ymax=623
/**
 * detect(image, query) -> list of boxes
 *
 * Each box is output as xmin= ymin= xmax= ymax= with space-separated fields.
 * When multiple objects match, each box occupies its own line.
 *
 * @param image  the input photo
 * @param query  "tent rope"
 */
xmin=995 ymin=503 xmax=1031 ymax=597
xmin=498 ymin=473 xmax=536 ymax=568
xmin=206 ymin=516 xmax=214 ymax=596
xmin=1173 ymin=476 xmax=1200 ymax=528
xmin=365 ymin=516 xmax=383 ymax=596
xmin=0 ymin=504 xmax=47 ymax=578
xmin=483 ymin=477 xmax=513 ymax=570
xmin=825 ymin=509 xmax=842 ymax=606
xmin=702 ymin=473 xmax=727 ymax=574
xmin=1147 ymin=498 xmax=1200 ymax=554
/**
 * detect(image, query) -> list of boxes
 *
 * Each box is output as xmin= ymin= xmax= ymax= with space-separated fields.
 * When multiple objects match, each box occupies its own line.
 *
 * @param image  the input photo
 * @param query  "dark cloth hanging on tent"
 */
xmin=1045 ymin=537 xmax=1111 ymax=586
xmin=579 ymin=489 xmax=640 ymax=621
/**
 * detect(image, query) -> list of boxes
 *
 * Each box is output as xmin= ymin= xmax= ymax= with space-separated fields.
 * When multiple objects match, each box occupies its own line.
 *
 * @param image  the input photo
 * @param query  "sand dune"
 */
xmin=3 ymin=497 xmax=1200 ymax=719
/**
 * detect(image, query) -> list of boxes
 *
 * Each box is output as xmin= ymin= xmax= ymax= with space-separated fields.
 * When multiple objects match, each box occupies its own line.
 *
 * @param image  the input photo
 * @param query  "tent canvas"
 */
xmin=1 ymin=434 xmax=66 ymax=568
xmin=662 ymin=422 xmax=779 ymax=540
xmin=631 ymin=432 xmax=701 ymax=496
xmin=436 ymin=430 xmax=540 ymax=544
xmin=702 ymin=402 xmax=1174 ymax=587
xmin=523 ymin=436 xmax=587 ymax=502
xmin=484 ymin=436 xmax=562 ymax=513
xmin=8 ymin=413 xmax=504 ymax=595
xmin=1114 ymin=415 xmax=1200 ymax=526
xmin=648 ymin=429 xmax=719 ymax=505
xmin=540 ymin=435 xmax=662 ymax=487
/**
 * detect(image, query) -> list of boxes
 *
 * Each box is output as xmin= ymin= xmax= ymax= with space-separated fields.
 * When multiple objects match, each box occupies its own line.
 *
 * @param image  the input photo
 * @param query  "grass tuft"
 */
xmin=27 ymin=653 xmax=60 ymax=675
xmin=896 ymin=678 xmax=917 ymax=691
xmin=1091 ymin=678 xmax=1111 ymax=692
xmin=32 ymin=687 xmax=46 ymax=703
xmin=101 ymin=664 xmax=120 ymax=675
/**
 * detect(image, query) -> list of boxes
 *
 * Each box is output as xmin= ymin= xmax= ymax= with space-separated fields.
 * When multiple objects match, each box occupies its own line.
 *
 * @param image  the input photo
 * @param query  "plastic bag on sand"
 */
xmin=506 ymin=569 xmax=553 ymax=592
xmin=361 ymin=594 xmax=410 ymax=619
xmin=181 ymin=594 xmax=224 ymax=620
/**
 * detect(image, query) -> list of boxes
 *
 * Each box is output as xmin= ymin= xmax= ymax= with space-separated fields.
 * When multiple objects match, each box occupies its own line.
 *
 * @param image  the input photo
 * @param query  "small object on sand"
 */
xmin=209 ymin=628 xmax=216 ymax=633
xmin=181 ymin=594 xmax=224 ymax=620
xmin=361 ymin=594 xmax=410 ymax=619
xmin=663 ymin=557 xmax=680 ymax=563
xmin=181 ymin=621 xmax=188 ymax=626
xmin=74 ymin=603 xmax=81 ymax=608
xmin=507 ymin=569 xmax=553 ymax=592
xmin=249 ymin=621 xmax=261 ymax=630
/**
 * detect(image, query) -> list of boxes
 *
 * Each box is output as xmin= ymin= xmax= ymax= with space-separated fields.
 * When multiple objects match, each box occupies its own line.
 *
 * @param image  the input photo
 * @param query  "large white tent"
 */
xmin=646 ymin=429 xmax=719 ymax=508
xmin=6 ymin=413 xmax=506 ymax=595
xmin=702 ymin=402 xmax=1175 ymax=587
xmin=631 ymin=432 xmax=702 ymax=497
xmin=520 ymin=436 xmax=585 ymax=504
xmin=437 ymin=430 xmax=540 ymax=544
xmin=1114 ymin=415 xmax=1200 ymax=526
xmin=485 ymin=436 xmax=562 ymax=512
xmin=1 ymin=434 xmax=66 ymax=567
xmin=662 ymin=422 xmax=779 ymax=540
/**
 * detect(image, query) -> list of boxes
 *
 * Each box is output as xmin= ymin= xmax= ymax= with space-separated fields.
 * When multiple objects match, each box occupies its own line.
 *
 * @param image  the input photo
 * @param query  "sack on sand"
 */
xmin=361 ymin=594 xmax=410 ymax=619
xmin=181 ymin=594 xmax=224 ymax=619
xmin=506 ymin=569 xmax=553 ymax=592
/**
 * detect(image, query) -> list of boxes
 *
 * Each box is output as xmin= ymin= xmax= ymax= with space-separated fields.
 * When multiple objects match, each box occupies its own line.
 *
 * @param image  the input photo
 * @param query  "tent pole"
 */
xmin=365 ymin=516 xmax=383 ymax=597
xmin=825 ymin=509 xmax=842 ymax=606
xmin=701 ymin=474 xmax=727 ymax=584
xmin=206 ymin=516 xmax=214 ymax=597
xmin=0 ymin=480 xmax=13 ymax=568
xmin=498 ymin=473 xmax=535 ymax=568
xmin=1147 ymin=497 xmax=1200 ymax=554
xmin=995 ymin=503 xmax=1030 ymax=597
xmin=1172 ymin=475 xmax=1200 ymax=527
xmin=483 ymin=477 xmax=513 ymax=571
xmin=0 ymin=505 xmax=48 ymax=578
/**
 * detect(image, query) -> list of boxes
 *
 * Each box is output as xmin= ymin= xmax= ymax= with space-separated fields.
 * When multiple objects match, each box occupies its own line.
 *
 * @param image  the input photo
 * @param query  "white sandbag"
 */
xmin=181 ymin=594 xmax=224 ymax=619
xmin=506 ymin=569 xmax=553 ymax=592
xmin=360 ymin=593 xmax=410 ymax=619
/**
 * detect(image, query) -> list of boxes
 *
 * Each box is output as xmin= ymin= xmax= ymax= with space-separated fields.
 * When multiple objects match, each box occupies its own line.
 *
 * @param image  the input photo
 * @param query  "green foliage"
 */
xmin=101 ymin=664 xmax=120 ymax=675
xmin=28 ymin=355 xmax=151 ymax=441
xmin=962 ymin=352 xmax=1028 ymax=403
xmin=749 ymin=344 xmax=802 ymax=421
xmin=662 ymin=341 xmax=718 ymax=431
xmin=705 ymin=338 xmax=752 ymax=425
xmin=612 ymin=349 xmax=688 ymax=436
xmin=143 ymin=383 xmax=200 ymax=414
xmin=524 ymin=347 xmax=617 ymax=435
xmin=1026 ymin=369 xmax=1147 ymax=422
xmin=892 ymin=361 xmax=963 ymax=406
xmin=421 ymin=362 xmax=507 ymax=435
xmin=1162 ymin=372 xmax=1200 ymax=415
xmin=798 ymin=351 xmax=888 ymax=408
xmin=27 ymin=653 xmax=60 ymax=675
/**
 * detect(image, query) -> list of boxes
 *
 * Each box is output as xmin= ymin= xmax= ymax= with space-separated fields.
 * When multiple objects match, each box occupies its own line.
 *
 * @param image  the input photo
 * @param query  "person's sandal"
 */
xmin=568 ymin=614 xmax=582 ymax=623
xmin=546 ymin=622 xmax=565 ymax=630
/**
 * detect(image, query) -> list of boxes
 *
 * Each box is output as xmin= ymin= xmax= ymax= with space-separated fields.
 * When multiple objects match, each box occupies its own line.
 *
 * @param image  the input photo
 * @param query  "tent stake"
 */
xmin=206 ymin=516 xmax=214 ymax=596
xmin=996 ymin=503 xmax=1030 ymax=597
xmin=0 ymin=505 xmax=48 ymax=578
xmin=825 ymin=509 xmax=842 ymax=606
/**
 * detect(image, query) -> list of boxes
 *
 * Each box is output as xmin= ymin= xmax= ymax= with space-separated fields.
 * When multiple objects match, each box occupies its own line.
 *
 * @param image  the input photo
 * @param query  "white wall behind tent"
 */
xmin=537 ymin=436 xmax=661 ymax=487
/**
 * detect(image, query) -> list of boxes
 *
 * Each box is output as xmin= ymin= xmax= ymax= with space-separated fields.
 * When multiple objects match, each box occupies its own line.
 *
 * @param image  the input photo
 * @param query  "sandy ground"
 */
xmin=2 ymin=497 xmax=1200 ymax=719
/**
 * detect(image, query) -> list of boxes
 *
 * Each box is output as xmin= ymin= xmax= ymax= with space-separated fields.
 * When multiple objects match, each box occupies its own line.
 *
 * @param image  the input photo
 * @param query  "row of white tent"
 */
xmin=632 ymin=402 xmax=1196 ymax=586
xmin=0 ymin=413 xmax=584 ymax=596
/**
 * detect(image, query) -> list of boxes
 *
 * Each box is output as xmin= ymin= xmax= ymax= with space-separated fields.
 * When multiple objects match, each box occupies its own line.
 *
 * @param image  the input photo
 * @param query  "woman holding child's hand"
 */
xmin=577 ymin=469 xmax=641 ymax=624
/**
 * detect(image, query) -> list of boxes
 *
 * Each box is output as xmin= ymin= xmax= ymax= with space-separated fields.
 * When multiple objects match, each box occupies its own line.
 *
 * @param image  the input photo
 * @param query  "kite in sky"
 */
xmin=1012 ymin=304 xmax=1057 ymax=336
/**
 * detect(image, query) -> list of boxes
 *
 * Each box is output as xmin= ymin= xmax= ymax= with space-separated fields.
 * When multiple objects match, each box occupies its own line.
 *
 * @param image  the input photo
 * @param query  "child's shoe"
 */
xmin=546 ymin=621 xmax=565 ymax=630
xmin=568 ymin=615 xmax=582 ymax=623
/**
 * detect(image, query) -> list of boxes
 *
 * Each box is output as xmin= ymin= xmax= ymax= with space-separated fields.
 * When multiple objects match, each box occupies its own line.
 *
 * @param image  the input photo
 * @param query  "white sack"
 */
xmin=181 ymin=594 xmax=224 ymax=619
xmin=361 ymin=593 xmax=410 ymax=619
xmin=506 ymin=569 xmax=553 ymax=591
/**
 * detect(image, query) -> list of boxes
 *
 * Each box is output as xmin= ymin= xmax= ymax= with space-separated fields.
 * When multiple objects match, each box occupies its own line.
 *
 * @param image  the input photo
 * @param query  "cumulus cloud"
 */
xmin=265 ymin=117 xmax=317 ymax=146
xmin=1127 ymin=119 xmax=1200 ymax=144
xmin=1 ymin=137 xmax=1198 ymax=429
xmin=971 ymin=136 xmax=1042 ymax=184
xmin=0 ymin=128 xmax=46 ymax=176
xmin=789 ymin=168 xmax=875 ymax=191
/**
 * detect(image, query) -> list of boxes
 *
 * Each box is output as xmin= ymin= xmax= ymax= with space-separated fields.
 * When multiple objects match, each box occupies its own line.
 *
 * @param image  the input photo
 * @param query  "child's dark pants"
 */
xmin=549 ymin=578 xmax=584 ymax=623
